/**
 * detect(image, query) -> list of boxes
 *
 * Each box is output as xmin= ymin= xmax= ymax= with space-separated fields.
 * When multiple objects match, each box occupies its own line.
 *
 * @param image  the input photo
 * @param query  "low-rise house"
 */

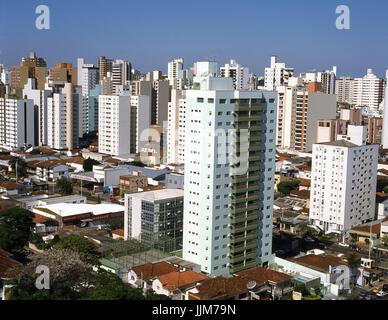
xmin=112 ymin=229 xmax=124 ymax=240
xmin=0 ymin=181 xmax=27 ymax=195
xmin=187 ymin=267 xmax=293 ymax=300
xmin=152 ymin=270 xmax=208 ymax=300
xmin=274 ymin=254 xmax=348 ymax=296
xmin=128 ymin=261 xmax=180 ymax=290
xmin=0 ymin=249 xmax=21 ymax=300
xmin=32 ymin=159 xmax=69 ymax=181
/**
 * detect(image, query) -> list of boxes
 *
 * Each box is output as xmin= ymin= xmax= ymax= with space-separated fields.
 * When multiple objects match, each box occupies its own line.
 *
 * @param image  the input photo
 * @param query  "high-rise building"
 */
xmin=168 ymin=58 xmax=184 ymax=84
xmin=98 ymin=56 xmax=113 ymax=81
xmin=98 ymin=94 xmax=150 ymax=156
xmin=318 ymin=67 xmax=337 ymax=94
xmin=111 ymin=59 xmax=131 ymax=94
xmin=49 ymin=63 xmax=77 ymax=85
xmin=220 ymin=59 xmax=249 ymax=90
xmin=11 ymin=51 xmax=47 ymax=92
xmin=335 ymin=77 xmax=354 ymax=103
xmin=353 ymin=69 xmax=385 ymax=109
xmin=264 ymin=56 xmax=294 ymax=91
xmin=276 ymin=84 xmax=337 ymax=151
xmin=22 ymin=78 xmax=51 ymax=146
xmin=47 ymin=83 xmax=80 ymax=150
xmin=151 ymin=79 xmax=169 ymax=125
xmin=381 ymin=83 xmax=388 ymax=148
xmin=88 ymin=85 xmax=102 ymax=133
xmin=0 ymin=95 xmax=35 ymax=149
xmin=310 ymin=140 xmax=378 ymax=233
xmin=167 ymin=89 xmax=185 ymax=164
xmin=182 ymin=74 xmax=277 ymax=277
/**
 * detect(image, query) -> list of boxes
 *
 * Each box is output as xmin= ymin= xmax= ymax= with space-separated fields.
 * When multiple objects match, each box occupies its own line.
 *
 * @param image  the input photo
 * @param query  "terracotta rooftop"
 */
xmin=105 ymin=158 xmax=121 ymax=164
xmin=66 ymin=157 xmax=85 ymax=165
xmin=132 ymin=261 xmax=180 ymax=282
xmin=350 ymin=222 xmax=382 ymax=235
xmin=33 ymin=159 xmax=67 ymax=169
xmin=0 ymin=154 xmax=12 ymax=161
xmin=290 ymin=189 xmax=310 ymax=198
xmin=378 ymin=169 xmax=388 ymax=176
xmin=157 ymin=270 xmax=208 ymax=292
xmin=191 ymin=276 xmax=249 ymax=299
xmin=0 ymin=181 xmax=25 ymax=189
xmin=0 ymin=249 xmax=21 ymax=278
xmin=236 ymin=266 xmax=292 ymax=284
xmin=289 ymin=254 xmax=346 ymax=273
xmin=112 ymin=229 xmax=124 ymax=237
xmin=299 ymin=179 xmax=311 ymax=187
xmin=33 ymin=213 xmax=52 ymax=224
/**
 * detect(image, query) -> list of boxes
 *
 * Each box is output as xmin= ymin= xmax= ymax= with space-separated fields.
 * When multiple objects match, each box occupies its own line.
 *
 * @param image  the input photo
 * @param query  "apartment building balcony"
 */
xmin=229 ymin=260 xmax=257 ymax=274
xmin=229 ymin=251 xmax=256 ymax=264
xmin=230 ymin=231 xmax=258 ymax=244
xmin=231 ymin=194 xmax=259 ymax=204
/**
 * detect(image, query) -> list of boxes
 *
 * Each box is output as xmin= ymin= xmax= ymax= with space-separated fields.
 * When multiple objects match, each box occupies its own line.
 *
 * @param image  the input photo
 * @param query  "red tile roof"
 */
xmin=0 ymin=249 xmax=21 ymax=278
xmin=157 ymin=270 xmax=208 ymax=292
xmin=289 ymin=254 xmax=346 ymax=273
xmin=236 ymin=266 xmax=292 ymax=284
xmin=0 ymin=181 xmax=25 ymax=189
xmin=132 ymin=262 xmax=180 ymax=281
xmin=112 ymin=229 xmax=124 ymax=237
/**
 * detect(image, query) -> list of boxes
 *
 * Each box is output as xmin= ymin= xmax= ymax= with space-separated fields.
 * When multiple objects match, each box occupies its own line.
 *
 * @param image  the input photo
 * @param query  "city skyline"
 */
xmin=1 ymin=0 xmax=388 ymax=77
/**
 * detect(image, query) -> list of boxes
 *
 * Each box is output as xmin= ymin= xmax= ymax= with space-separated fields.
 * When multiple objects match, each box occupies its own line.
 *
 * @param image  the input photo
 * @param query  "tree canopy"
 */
xmin=56 ymin=177 xmax=73 ymax=195
xmin=277 ymin=179 xmax=301 ymax=195
xmin=8 ymin=157 xmax=27 ymax=177
xmin=0 ymin=207 xmax=34 ymax=253
xmin=83 ymin=158 xmax=101 ymax=172
xmin=53 ymin=234 xmax=100 ymax=265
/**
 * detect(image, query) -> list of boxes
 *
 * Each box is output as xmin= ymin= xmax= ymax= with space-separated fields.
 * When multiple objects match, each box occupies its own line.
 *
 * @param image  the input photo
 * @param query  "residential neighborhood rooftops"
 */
xmin=288 ymin=254 xmax=346 ymax=273
xmin=0 ymin=181 xmax=25 ymax=190
xmin=157 ymin=270 xmax=208 ymax=292
xmin=132 ymin=261 xmax=180 ymax=282
xmin=0 ymin=249 xmax=21 ymax=279
xmin=235 ymin=266 xmax=292 ymax=284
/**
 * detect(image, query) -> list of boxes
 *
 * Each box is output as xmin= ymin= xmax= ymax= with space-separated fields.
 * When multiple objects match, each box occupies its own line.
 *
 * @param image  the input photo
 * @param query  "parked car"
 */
xmin=338 ymin=242 xmax=350 ymax=248
xmin=376 ymin=291 xmax=387 ymax=297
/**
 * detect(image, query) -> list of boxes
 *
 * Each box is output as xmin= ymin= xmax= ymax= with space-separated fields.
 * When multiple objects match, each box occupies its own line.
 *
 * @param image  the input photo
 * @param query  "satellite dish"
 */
xmin=247 ymin=281 xmax=257 ymax=290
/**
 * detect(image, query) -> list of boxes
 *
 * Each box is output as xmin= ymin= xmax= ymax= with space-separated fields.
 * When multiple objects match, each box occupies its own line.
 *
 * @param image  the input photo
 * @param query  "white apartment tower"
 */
xmin=264 ymin=56 xmax=294 ymax=91
xmin=0 ymin=96 xmax=34 ymax=149
xmin=23 ymin=78 xmax=50 ymax=146
xmin=353 ymin=69 xmax=385 ymax=109
xmin=167 ymin=89 xmax=185 ymax=164
xmin=182 ymin=74 xmax=277 ymax=277
xmin=168 ymin=58 xmax=184 ymax=83
xmin=220 ymin=59 xmax=249 ymax=90
xmin=310 ymin=140 xmax=378 ymax=233
xmin=98 ymin=94 xmax=150 ymax=156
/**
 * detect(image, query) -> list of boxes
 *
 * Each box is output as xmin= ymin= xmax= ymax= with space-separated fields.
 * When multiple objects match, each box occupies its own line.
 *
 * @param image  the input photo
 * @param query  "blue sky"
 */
xmin=0 ymin=0 xmax=387 ymax=77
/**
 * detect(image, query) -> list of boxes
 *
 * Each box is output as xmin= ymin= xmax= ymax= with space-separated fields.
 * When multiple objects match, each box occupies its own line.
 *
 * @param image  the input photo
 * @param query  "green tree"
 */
xmin=383 ymin=186 xmax=388 ymax=194
xmin=8 ymin=157 xmax=27 ymax=177
xmin=145 ymin=288 xmax=171 ymax=300
xmin=56 ymin=177 xmax=73 ymax=195
xmin=277 ymin=179 xmax=301 ymax=195
xmin=0 ymin=207 xmax=34 ymax=253
xmin=346 ymin=253 xmax=361 ymax=290
xmin=86 ymin=269 xmax=145 ymax=300
xmin=53 ymin=234 xmax=100 ymax=265
xmin=83 ymin=158 xmax=101 ymax=171
xmin=381 ymin=234 xmax=388 ymax=247
xmin=10 ymin=250 xmax=95 ymax=300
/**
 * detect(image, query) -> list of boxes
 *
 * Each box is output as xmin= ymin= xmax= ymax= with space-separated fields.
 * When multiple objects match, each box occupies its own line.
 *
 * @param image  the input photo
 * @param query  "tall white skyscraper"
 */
xmin=220 ymin=59 xmax=249 ymax=90
xmin=381 ymin=82 xmax=388 ymax=148
xmin=0 ymin=96 xmax=34 ymax=149
xmin=168 ymin=58 xmax=184 ymax=83
xmin=353 ymin=69 xmax=385 ymax=109
xmin=264 ymin=56 xmax=294 ymax=91
xmin=310 ymin=140 xmax=378 ymax=233
xmin=182 ymin=73 xmax=277 ymax=277
xmin=22 ymin=78 xmax=50 ymax=146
